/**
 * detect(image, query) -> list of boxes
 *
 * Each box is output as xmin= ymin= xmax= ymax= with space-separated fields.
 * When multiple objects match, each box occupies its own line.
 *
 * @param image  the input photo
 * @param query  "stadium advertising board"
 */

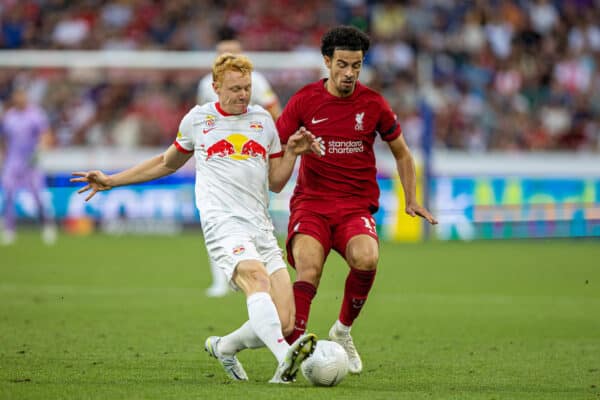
xmin=2 ymin=173 xmax=598 ymax=240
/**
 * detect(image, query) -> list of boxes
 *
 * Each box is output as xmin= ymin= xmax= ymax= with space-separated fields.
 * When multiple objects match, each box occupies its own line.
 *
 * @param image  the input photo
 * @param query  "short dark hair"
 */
xmin=216 ymin=25 xmax=237 ymax=42
xmin=320 ymin=25 xmax=371 ymax=58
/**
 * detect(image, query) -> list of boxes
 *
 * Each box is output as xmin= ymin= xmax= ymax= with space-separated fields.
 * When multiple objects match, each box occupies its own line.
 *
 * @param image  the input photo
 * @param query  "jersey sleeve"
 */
xmin=276 ymin=92 xmax=302 ymax=145
xmin=252 ymin=72 xmax=278 ymax=109
xmin=376 ymin=95 xmax=402 ymax=142
xmin=173 ymin=112 xmax=194 ymax=154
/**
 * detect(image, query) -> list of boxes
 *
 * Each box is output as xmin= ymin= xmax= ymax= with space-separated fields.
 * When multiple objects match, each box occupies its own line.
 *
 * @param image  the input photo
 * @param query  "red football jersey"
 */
xmin=277 ymin=79 xmax=401 ymax=213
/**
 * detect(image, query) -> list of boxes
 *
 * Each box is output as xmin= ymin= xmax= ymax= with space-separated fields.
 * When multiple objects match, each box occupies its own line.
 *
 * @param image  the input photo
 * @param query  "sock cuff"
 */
xmin=336 ymin=319 xmax=351 ymax=332
xmin=294 ymin=280 xmax=317 ymax=297
xmin=247 ymin=291 xmax=271 ymax=306
xmin=349 ymin=267 xmax=376 ymax=280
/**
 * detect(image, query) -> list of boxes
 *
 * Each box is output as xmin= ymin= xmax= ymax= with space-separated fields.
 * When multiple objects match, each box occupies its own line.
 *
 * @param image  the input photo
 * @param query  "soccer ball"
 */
xmin=301 ymin=340 xmax=349 ymax=386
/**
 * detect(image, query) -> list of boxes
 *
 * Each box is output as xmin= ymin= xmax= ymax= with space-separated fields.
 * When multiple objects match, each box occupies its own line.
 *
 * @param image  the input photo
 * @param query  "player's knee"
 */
xmin=295 ymin=260 xmax=323 ymax=286
xmin=235 ymin=262 xmax=271 ymax=292
xmin=347 ymin=248 xmax=378 ymax=270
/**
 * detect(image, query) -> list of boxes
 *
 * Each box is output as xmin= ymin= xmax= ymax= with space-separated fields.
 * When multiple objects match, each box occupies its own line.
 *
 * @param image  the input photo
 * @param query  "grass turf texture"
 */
xmin=1 ymin=230 xmax=599 ymax=399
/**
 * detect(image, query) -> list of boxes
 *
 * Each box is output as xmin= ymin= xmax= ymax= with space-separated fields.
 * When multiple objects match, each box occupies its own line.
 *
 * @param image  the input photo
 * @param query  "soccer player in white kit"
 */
xmin=71 ymin=53 xmax=321 ymax=383
xmin=197 ymin=34 xmax=282 ymax=297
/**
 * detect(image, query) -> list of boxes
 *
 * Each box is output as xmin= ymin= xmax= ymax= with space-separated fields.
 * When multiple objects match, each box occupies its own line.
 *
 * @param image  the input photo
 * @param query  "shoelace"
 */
xmin=340 ymin=336 xmax=358 ymax=356
xmin=222 ymin=356 xmax=245 ymax=379
xmin=222 ymin=357 xmax=239 ymax=370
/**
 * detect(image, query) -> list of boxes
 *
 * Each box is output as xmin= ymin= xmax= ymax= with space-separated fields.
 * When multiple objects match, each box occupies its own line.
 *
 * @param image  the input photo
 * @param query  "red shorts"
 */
xmin=286 ymin=199 xmax=378 ymax=268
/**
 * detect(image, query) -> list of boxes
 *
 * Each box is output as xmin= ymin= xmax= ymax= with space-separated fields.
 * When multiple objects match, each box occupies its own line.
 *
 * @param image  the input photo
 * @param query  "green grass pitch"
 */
xmin=1 ymin=230 xmax=599 ymax=399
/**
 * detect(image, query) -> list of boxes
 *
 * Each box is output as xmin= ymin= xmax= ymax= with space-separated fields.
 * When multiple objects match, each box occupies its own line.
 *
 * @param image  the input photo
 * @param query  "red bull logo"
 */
xmin=206 ymin=133 xmax=267 ymax=161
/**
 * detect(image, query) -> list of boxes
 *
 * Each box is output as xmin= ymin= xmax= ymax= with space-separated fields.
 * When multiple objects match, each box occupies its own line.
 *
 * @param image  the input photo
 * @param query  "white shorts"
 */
xmin=202 ymin=219 xmax=286 ymax=290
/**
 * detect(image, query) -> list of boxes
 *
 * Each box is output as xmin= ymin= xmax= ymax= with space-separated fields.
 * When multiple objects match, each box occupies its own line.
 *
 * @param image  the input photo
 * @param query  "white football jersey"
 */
xmin=174 ymin=102 xmax=282 ymax=230
xmin=197 ymin=71 xmax=278 ymax=108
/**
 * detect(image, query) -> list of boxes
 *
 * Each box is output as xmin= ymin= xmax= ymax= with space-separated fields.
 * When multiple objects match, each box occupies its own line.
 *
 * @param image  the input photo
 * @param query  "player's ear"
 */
xmin=212 ymin=81 xmax=220 ymax=94
xmin=323 ymin=56 xmax=332 ymax=69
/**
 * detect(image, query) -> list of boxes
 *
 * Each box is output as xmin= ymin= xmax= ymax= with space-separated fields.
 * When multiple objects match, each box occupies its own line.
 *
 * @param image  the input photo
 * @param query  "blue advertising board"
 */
xmin=1 ymin=174 xmax=599 ymax=240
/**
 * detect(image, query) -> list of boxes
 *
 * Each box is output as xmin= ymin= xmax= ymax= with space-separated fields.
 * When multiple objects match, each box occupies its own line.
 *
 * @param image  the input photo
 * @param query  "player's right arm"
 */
xmin=71 ymin=145 xmax=192 ymax=201
xmin=72 ymin=109 xmax=196 ymax=201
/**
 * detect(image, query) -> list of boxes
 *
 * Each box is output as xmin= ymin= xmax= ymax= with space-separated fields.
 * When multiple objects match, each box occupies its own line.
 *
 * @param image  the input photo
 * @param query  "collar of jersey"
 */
xmin=215 ymin=102 xmax=247 ymax=116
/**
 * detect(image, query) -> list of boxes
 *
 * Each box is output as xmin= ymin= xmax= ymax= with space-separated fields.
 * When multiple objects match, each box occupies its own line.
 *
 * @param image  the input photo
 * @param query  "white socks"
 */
xmin=246 ymin=292 xmax=288 ymax=363
xmin=334 ymin=319 xmax=351 ymax=334
xmin=218 ymin=321 xmax=264 ymax=355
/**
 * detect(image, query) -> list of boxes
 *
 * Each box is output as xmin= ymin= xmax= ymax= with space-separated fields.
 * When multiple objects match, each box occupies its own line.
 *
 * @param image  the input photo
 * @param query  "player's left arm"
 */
xmin=71 ymin=145 xmax=192 ymax=201
xmin=387 ymin=135 xmax=438 ymax=225
xmin=269 ymin=127 xmax=320 ymax=193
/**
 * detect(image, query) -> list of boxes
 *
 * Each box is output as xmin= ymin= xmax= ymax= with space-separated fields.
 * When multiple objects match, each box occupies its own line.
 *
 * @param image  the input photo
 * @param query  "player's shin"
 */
xmin=285 ymin=281 xmax=317 ymax=344
xmin=247 ymin=292 xmax=289 ymax=362
xmin=339 ymin=267 xmax=376 ymax=326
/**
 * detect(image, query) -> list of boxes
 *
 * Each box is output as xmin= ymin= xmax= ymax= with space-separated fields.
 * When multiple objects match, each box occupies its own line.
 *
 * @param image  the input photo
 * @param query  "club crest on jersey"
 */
xmin=249 ymin=121 xmax=263 ymax=132
xmin=355 ymin=112 xmax=365 ymax=131
xmin=203 ymin=115 xmax=216 ymax=128
xmin=232 ymin=245 xmax=245 ymax=255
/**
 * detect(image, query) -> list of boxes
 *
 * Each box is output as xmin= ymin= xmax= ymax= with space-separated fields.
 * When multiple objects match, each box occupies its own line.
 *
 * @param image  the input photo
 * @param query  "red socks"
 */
xmin=285 ymin=268 xmax=376 ymax=344
xmin=285 ymin=281 xmax=316 ymax=344
xmin=339 ymin=268 xmax=376 ymax=326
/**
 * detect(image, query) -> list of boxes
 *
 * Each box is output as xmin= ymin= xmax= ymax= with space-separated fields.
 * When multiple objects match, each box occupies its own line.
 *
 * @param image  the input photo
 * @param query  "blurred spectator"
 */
xmin=0 ymin=0 xmax=598 ymax=153
xmin=1 ymin=84 xmax=57 ymax=245
xmin=197 ymin=26 xmax=282 ymax=120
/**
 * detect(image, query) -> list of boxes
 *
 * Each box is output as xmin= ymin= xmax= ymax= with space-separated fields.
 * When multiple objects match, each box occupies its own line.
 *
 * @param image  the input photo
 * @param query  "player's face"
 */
xmin=324 ymin=50 xmax=364 ymax=97
xmin=213 ymin=70 xmax=251 ymax=114
xmin=216 ymin=40 xmax=242 ymax=55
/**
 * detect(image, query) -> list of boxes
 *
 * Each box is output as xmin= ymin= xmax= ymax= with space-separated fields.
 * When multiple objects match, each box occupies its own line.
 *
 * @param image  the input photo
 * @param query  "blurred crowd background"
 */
xmin=1 ymin=0 xmax=600 ymax=152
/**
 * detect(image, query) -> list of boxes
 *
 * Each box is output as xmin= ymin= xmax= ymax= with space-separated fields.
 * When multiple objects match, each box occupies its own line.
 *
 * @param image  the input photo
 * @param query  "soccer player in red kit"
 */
xmin=277 ymin=25 xmax=438 ymax=374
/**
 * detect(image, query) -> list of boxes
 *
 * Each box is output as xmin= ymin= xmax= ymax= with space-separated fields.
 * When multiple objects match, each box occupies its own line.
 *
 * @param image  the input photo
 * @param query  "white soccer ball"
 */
xmin=301 ymin=340 xmax=349 ymax=386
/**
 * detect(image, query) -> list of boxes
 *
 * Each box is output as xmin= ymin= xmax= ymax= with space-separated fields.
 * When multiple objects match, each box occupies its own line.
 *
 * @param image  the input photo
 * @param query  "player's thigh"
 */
xmin=332 ymin=213 xmax=379 ymax=270
xmin=203 ymin=223 xmax=262 ymax=290
xmin=233 ymin=259 xmax=270 ymax=295
xmin=286 ymin=209 xmax=330 ymax=270
xmin=255 ymin=228 xmax=287 ymax=277
xmin=291 ymin=234 xmax=328 ymax=284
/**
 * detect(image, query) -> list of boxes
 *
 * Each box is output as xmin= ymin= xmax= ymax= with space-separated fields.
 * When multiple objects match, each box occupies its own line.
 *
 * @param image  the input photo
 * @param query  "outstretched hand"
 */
xmin=406 ymin=203 xmax=438 ymax=225
xmin=70 ymin=170 xmax=112 ymax=201
xmin=286 ymin=127 xmax=324 ymax=156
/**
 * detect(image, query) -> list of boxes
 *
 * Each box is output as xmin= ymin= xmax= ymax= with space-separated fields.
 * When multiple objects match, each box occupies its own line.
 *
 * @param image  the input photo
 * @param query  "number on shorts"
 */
xmin=361 ymin=216 xmax=376 ymax=234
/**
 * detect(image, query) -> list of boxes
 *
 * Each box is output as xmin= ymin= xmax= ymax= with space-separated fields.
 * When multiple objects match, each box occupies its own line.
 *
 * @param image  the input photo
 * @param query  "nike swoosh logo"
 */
xmin=311 ymin=117 xmax=328 ymax=124
xmin=202 ymin=127 xmax=216 ymax=134
xmin=277 ymin=338 xmax=285 ymax=343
